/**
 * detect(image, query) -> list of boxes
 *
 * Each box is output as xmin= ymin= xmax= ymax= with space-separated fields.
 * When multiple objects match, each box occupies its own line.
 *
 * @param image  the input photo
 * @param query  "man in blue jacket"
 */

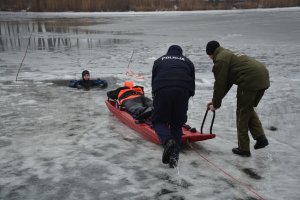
xmin=152 ymin=45 xmax=195 ymax=168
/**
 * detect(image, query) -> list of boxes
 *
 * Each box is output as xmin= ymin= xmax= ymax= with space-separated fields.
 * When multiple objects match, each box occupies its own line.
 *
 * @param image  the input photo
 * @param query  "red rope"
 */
xmin=187 ymin=143 xmax=266 ymax=200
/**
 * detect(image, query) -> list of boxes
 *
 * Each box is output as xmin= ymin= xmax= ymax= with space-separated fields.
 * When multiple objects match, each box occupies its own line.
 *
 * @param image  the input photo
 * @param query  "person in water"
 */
xmin=107 ymin=81 xmax=153 ymax=121
xmin=69 ymin=70 xmax=108 ymax=90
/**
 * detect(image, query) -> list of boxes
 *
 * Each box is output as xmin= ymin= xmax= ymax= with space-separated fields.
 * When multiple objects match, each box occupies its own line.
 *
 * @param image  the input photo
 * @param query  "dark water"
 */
xmin=0 ymin=8 xmax=300 ymax=200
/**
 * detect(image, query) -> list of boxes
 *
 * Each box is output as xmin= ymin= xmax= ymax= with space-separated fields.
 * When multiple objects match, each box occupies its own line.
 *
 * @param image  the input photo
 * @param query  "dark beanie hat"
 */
xmin=82 ymin=70 xmax=90 ymax=78
xmin=206 ymin=41 xmax=220 ymax=55
xmin=167 ymin=45 xmax=183 ymax=55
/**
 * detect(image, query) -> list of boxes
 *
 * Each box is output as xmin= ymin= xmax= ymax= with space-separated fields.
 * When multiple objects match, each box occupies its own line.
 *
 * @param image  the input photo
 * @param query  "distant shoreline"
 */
xmin=0 ymin=0 xmax=299 ymax=12
xmin=0 ymin=7 xmax=299 ymax=17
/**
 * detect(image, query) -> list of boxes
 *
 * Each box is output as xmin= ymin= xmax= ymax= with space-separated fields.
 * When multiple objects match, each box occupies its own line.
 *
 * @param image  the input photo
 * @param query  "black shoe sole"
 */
xmin=232 ymin=148 xmax=251 ymax=157
xmin=168 ymin=150 xmax=179 ymax=168
xmin=162 ymin=143 xmax=175 ymax=164
xmin=254 ymin=140 xmax=269 ymax=150
xmin=169 ymin=159 xmax=177 ymax=168
xmin=162 ymin=150 xmax=171 ymax=164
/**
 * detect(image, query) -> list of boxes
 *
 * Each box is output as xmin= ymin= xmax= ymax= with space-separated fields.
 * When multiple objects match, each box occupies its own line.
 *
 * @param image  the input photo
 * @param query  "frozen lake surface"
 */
xmin=0 ymin=7 xmax=300 ymax=200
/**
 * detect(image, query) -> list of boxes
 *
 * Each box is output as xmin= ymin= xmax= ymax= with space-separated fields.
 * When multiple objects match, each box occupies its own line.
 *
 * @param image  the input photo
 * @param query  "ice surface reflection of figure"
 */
xmin=205 ymin=41 xmax=270 ymax=157
xmin=69 ymin=70 xmax=108 ymax=90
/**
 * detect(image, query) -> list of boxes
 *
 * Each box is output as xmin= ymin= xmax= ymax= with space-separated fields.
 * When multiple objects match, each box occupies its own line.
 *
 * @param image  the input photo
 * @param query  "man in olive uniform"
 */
xmin=206 ymin=41 xmax=269 ymax=157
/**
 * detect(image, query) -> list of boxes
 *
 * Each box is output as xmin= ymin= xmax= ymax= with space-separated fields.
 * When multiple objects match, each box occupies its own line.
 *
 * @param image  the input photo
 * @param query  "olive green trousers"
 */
xmin=236 ymin=87 xmax=266 ymax=151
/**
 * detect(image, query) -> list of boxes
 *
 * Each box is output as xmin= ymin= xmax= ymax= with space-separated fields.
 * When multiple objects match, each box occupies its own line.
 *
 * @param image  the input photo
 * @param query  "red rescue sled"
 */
xmin=105 ymin=100 xmax=216 ymax=144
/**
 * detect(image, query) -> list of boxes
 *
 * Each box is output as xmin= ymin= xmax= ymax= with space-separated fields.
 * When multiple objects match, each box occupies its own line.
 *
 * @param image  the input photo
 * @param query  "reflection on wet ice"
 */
xmin=0 ymin=21 xmax=132 ymax=51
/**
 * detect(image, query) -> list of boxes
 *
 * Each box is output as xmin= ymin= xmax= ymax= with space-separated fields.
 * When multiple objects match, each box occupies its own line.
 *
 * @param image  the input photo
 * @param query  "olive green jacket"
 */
xmin=212 ymin=47 xmax=270 ymax=108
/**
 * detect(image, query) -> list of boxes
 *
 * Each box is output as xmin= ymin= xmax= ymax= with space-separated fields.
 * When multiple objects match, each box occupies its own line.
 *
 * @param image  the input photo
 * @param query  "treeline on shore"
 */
xmin=1 ymin=0 xmax=299 ymax=12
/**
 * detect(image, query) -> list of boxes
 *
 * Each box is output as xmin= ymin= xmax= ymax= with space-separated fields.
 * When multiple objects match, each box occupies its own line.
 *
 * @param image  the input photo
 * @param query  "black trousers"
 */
xmin=152 ymin=87 xmax=190 ymax=146
xmin=122 ymin=96 xmax=153 ymax=118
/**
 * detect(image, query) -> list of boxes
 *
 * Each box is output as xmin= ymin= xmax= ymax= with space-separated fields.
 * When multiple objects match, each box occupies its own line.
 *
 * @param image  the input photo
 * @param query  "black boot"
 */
xmin=254 ymin=136 xmax=269 ymax=150
xmin=137 ymin=107 xmax=152 ymax=120
xmin=169 ymin=151 xmax=179 ymax=168
xmin=232 ymin=148 xmax=251 ymax=157
xmin=162 ymin=139 xmax=176 ymax=164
